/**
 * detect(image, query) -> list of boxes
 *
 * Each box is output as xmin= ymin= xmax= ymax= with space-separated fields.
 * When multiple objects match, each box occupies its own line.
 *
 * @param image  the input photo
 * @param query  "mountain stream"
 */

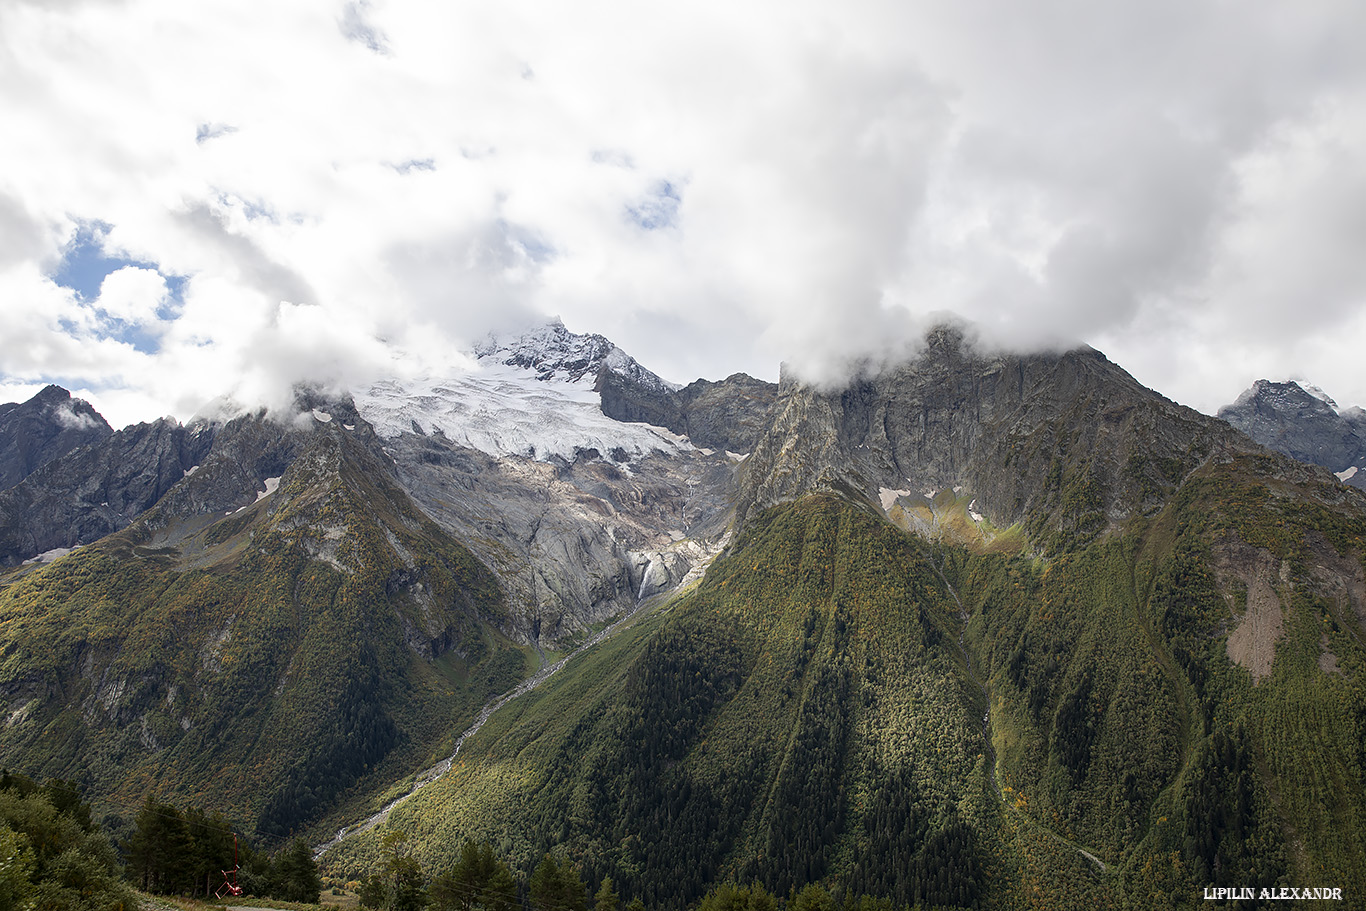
xmin=312 ymin=599 xmax=654 ymax=859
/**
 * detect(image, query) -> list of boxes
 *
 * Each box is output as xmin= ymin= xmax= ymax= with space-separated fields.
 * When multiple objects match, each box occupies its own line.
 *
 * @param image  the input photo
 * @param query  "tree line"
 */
xmin=1 ymin=770 xmax=320 ymax=907
xmin=124 ymin=794 xmax=321 ymax=902
xmin=358 ymin=831 xmax=973 ymax=911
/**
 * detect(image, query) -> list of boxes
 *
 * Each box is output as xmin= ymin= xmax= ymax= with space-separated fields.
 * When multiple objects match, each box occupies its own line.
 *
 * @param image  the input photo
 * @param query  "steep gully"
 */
xmin=920 ymin=505 xmax=1110 ymax=875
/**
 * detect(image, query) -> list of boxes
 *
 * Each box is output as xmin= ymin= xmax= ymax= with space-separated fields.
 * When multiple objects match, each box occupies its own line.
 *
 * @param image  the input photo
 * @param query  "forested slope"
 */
xmin=324 ymin=495 xmax=1000 ymax=909
xmin=0 ymin=419 xmax=529 ymax=840
xmin=324 ymin=443 xmax=1366 ymax=910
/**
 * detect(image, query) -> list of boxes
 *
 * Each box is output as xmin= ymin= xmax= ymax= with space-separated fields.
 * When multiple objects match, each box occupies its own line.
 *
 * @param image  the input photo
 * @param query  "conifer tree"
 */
xmin=123 ymin=796 xmax=192 ymax=893
xmin=273 ymin=838 xmax=322 ymax=903
xmin=433 ymin=840 xmax=515 ymax=911
xmin=359 ymin=829 xmax=427 ymax=911
xmin=593 ymin=876 xmax=619 ymax=911
xmin=529 ymin=854 xmax=586 ymax=911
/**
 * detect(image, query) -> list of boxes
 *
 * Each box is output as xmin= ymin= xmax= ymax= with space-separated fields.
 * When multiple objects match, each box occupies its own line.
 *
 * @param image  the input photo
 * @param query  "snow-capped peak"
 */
xmin=474 ymin=319 xmax=680 ymax=393
xmin=1228 ymin=379 xmax=1340 ymax=415
xmin=353 ymin=320 xmax=689 ymax=463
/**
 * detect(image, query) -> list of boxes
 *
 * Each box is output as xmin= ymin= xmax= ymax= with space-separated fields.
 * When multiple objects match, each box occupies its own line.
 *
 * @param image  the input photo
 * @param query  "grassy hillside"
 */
xmin=0 ymin=428 xmax=530 ymax=842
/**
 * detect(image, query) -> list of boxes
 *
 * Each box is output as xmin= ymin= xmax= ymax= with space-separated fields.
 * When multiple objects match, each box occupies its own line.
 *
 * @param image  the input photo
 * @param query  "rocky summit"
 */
xmin=1219 ymin=378 xmax=1366 ymax=489
xmin=0 ymin=384 xmax=111 ymax=491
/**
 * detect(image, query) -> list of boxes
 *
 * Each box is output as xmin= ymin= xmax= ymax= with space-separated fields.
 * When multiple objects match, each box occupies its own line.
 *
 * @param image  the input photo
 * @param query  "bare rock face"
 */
xmin=376 ymin=431 xmax=735 ymax=645
xmin=0 ymin=388 xmax=363 ymax=566
xmin=0 ymin=416 xmax=214 ymax=565
xmin=1217 ymin=380 xmax=1366 ymax=490
xmin=674 ymin=374 xmax=777 ymax=454
xmin=598 ymin=370 xmax=777 ymax=453
xmin=737 ymin=326 xmax=1256 ymax=550
xmin=596 ymin=368 xmax=683 ymax=432
xmin=0 ymin=385 xmax=112 ymax=491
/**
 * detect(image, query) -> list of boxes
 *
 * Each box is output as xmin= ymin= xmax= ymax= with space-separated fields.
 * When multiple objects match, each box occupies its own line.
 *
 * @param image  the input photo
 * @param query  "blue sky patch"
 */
xmin=52 ymin=221 xmax=185 ymax=354
xmin=195 ymin=122 xmax=237 ymax=144
xmin=627 ymin=180 xmax=682 ymax=231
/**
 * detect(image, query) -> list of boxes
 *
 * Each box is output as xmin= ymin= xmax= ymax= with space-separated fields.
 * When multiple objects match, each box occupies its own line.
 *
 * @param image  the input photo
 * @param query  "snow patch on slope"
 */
xmin=355 ymin=363 xmax=689 ymax=462
xmin=256 ymin=477 xmax=281 ymax=501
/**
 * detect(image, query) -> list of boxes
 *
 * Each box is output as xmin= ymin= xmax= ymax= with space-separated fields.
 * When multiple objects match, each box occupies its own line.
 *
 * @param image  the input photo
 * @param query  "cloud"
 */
xmin=172 ymin=203 xmax=317 ymax=307
xmin=339 ymin=0 xmax=389 ymax=54
xmin=0 ymin=192 xmax=45 ymax=267
xmin=93 ymin=265 xmax=169 ymax=324
xmin=0 ymin=0 xmax=1364 ymax=428
xmin=50 ymin=400 xmax=102 ymax=431
xmin=625 ymin=180 xmax=682 ymax=232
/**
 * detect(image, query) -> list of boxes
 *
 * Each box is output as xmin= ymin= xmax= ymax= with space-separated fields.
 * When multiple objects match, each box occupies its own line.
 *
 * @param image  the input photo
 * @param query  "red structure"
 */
xmin=216 ymin=833 xmax=243 ymax=899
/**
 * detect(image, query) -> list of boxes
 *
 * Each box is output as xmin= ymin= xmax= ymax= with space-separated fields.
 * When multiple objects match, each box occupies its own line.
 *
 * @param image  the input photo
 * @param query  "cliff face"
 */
xmin=738 ymin=326 xmax=1262 ymax=548
xmin=0 ymin=391 xmax=353 ymax=566
xmin=0 ymin=417 xmax=215 ymax=565
xmin=0 ymin=385 xmax=112 ymax=491
xmin=597 ymin=369 xmax=777 ymax=454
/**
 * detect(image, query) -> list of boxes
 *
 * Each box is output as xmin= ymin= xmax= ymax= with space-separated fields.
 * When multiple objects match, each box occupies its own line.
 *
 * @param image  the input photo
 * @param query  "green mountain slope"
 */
xmin=950 ymin=450 xmax=1366 ymax=905
xmin=0 ymin=417 xmax=529 ymax=840
xmin=323 ymin=495 xmax=1003 ymax=908
xmin=323 ymin=448 xmax=1366 ymax=910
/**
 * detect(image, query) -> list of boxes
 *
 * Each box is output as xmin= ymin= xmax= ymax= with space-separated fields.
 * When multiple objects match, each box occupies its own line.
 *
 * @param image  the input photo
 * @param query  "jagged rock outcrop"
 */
xmin=0 ymin=416 xmax=215 ymax=565
xmin=0 ymin=387 xmax=370 ymax=565
xmin=0 ymin=385 xmax=111 ymax=490
xmin=674 ymin=374 xmax=777 ymax=453
xmin=1218 ymin=379 xmax=1366 ymax=490
xmin=737 ymin=325 xmax=1266 ymax=549
xmin=598 ymin=371 xmax=777 ymax=453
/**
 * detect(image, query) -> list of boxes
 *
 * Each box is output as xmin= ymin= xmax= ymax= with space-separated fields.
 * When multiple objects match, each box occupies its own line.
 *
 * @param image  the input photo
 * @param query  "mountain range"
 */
xmin=2 ymin=322 xmax=1364 ymax=910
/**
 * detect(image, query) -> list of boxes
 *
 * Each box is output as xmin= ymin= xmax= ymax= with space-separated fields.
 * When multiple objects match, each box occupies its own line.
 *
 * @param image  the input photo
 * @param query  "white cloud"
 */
xmin=0 ymin=0 xmax=1364 ymax=428
xmin=94 ymin=265 xmax=168 ymax=324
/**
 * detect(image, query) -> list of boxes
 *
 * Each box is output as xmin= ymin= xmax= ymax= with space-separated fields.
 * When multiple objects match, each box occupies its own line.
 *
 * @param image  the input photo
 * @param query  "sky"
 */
xmin=2 ymin=0 xmax=1365 ymax=429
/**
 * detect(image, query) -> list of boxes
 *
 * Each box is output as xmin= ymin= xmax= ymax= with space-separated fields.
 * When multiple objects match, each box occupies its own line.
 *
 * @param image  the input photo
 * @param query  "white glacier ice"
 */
xmin=354 ymin=361 xmax=689 ymax=462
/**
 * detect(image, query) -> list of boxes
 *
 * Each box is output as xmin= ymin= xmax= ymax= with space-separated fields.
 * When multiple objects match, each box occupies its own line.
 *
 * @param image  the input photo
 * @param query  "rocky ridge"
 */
xmin=737 ymin=325 xmax=1271 ymax=551
xmin=0 ymin=385 xmax=111 ymax=491
xmin=1218 ymin=379 xmax=1366 ymax=490
xmin=0 ymin=416 xmax=215 ymax=566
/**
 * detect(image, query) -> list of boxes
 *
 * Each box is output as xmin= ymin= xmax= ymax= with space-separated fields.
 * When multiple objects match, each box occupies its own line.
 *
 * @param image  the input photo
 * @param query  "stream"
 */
xmin=312 ymin=598 xmax=652 ymax=859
